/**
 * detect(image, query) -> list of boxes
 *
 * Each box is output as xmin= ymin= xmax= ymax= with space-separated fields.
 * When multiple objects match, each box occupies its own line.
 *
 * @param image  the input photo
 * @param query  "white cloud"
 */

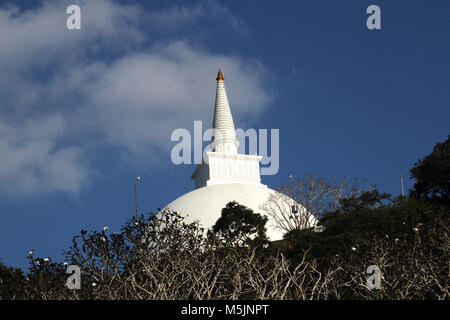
xmin=0 ymin=116 xmax=88 ymax=197
xmin=0 ymin=0 xmax=271 ymax=198
xmin=85 ymin=41 xmax=270 ymax=154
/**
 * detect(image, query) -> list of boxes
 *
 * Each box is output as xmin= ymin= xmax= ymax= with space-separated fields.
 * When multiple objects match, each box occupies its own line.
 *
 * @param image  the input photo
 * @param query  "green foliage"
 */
xmin=211 ymin=201 xmax=268 ymax=247
xmin=284 ymin=190 xmax=448 ymax=259
xmin=410 ymin=135 xmax=450 ymax=202
xmin=338 ymin=189 xmax=391 ymax=212
xmin=0 ymin=259 xmax=26 ymax=300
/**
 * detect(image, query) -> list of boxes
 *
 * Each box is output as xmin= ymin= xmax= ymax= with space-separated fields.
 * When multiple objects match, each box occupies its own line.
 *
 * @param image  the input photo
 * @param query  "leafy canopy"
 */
xmin=211 ymin=201 xmax=268 ymax=246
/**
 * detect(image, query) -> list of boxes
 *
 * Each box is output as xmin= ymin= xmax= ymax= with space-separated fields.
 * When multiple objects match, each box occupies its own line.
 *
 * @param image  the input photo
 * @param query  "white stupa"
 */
xmin=165 ymin=70 xmax=316 ymax=240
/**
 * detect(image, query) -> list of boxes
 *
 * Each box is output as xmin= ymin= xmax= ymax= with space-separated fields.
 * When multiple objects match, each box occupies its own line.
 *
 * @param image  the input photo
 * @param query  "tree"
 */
xmin=0 ymin=259 xmax=26 ymax=300
xmin=5 ymin=199 xmax=449 ymax=300
xmin=211 ymin=201 xmax=268 ymax=246
xmin=410 ymin=135 xmax=450 ymax=202
xmin=261 ymin=175 xmax=328 ymax=234
xmin=261 ymin=174 xmax=374 ymax=235
xmin=338 ymin=189 xmax=391 ymax=212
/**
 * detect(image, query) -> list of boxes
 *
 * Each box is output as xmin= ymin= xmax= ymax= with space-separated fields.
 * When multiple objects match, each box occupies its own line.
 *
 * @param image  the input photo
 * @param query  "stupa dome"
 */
xmin=166 ymin=183 xmax=285 ymax=240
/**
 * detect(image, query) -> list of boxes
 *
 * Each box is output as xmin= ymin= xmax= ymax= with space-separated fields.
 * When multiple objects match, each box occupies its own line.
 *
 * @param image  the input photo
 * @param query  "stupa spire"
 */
xmin=211 ymin=70 xmax=238 ymax=154
xmin=191 ymin=70 xmax=264 ymax=189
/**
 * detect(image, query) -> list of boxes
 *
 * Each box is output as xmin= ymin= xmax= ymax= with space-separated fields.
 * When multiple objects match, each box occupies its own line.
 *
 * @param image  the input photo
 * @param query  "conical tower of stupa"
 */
xmin=191 ymin=70 xmax=264 ymax=189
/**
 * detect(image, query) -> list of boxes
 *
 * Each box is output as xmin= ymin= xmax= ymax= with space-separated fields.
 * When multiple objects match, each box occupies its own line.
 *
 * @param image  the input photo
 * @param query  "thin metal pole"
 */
xmin=289 ymin=174 xmax=294 ymax=198
xmin=400 ymin=174 xmax=405 ymax=196
xmin=134 ymin=176 xmax=140 ymax=219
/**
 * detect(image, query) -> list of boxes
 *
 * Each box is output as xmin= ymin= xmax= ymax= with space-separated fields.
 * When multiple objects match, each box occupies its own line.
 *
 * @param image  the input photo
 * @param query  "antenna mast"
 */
xmin=400 ymin=174 xmax=405 ymax=196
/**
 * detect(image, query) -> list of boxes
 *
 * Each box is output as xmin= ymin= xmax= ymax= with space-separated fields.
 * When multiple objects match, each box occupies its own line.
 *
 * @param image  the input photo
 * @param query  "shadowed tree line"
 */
xmin=1 ymin=136 xmax=449 ymax=300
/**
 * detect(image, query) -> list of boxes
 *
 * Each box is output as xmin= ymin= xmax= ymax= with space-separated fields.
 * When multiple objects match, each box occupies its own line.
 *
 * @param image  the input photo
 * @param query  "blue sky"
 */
xmin=0 ymin=0 xmax=449 ymax=270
